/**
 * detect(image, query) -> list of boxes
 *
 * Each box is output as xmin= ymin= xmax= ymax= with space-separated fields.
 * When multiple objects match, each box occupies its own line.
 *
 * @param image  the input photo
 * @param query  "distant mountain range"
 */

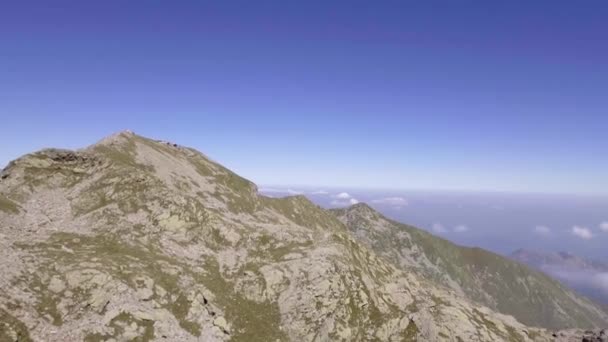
xmin=511 ymin=249 xmax=608 ymax=305
xmin=0 ymin=131 xmax=606 ymax=341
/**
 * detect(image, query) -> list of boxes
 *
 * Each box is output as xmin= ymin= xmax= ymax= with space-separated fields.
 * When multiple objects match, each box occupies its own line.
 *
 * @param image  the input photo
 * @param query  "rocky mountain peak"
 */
xmin=334 ymin=202 xmax=385 ymax=224
xmin=347 ymin=202 xmax=375 ymax=213
xmin=0 ymin=132 xmax=605 ymax=341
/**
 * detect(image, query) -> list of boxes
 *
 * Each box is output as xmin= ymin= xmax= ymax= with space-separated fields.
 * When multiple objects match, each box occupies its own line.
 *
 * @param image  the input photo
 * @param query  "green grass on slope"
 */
xmin=14 ymin=231 xmax=287 ymax=342
xmin=0 ymin=308 xmax=33 ymax=342
xmin=0 ymin=194 xmax=19 ymax=214
xmin=334 ymin=205 xmax=607 ymax=330
xmin=261 ymin=195 xmax=345 ymax=230
xmin=390 ymin=217 xmax=607 ymax=329
xmin=407 ymin=226 xmax=603 ymax=329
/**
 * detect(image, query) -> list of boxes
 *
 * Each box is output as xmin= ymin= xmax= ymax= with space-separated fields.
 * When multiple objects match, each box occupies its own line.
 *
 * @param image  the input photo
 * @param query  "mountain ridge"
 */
xmin=331 ymin=202 xmax=608 ymax=330
xmin=0 ymin=131 xmax=604 ymax=341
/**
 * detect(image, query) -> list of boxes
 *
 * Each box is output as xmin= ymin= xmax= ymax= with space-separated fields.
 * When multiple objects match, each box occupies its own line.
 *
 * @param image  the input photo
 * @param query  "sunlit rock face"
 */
xmin=0 ymin=131 xmax=605 ymax=341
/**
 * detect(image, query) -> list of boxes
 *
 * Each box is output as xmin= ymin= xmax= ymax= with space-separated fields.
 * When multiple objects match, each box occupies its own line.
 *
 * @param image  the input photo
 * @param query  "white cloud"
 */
xmin=258 ymin=187 xmax=282 ymax=193
xmin=334 ymin=192 xmax=352 ymax=199
xmin=534 ymin=225 xmax=551 ymax=236
xmin=259 ymin=187 xmax=302 ymax=195
xmin=599 ymin=222 xmax=608 ymax=233
xmin=431 ymin=223 xmax=447 ymax=234
xmin=371 ymin=197 xmax=408 ymax=207
xmin=330 ymin=197 xmax=359 ymax=207
xmin=310 ymin=190 xmax=329 ymax=195
xmin=543 ymin=268 xmax=608 ymax=298
xmin=329 ymin=192 xmax=359 ymax=206
xmin=453 ymin=225 xmax=469 ymax=233
xmin=571 ymin=226 xmax=593 ymax=240
xmin=593 ymin=273 xmax=608 ymax=295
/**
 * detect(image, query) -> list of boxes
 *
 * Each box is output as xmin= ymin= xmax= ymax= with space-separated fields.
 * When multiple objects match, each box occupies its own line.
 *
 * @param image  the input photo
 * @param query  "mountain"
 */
xmin=0 ymin=131 xmax=600 ymax=341
xmin=511 ymin=249 xmax=608 ymax=305
xmin=331 ymin=203 xmax=608 ymax=330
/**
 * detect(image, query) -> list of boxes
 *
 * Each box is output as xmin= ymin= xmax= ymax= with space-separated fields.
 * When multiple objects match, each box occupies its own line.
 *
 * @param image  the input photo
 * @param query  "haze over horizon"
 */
xmin=2 ymin=1 xmax=608 ymax=195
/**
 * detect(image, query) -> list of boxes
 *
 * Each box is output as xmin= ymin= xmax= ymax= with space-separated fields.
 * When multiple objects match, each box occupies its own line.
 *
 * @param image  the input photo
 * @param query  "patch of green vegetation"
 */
xmin=248 ymin=233 xmax=313 ymax=262
xmin=268 ymin=241 xmax=312 ymax=261
xmin=430 ymin=295 xmax=449 ymax=307
xmin=504 ymin=325 xmax=525 ymax=342
xmin=405 ymin=300 xmax=419 ymax=313
xmin=522 ymin=329 xmax=542 ymax=341
xmin=0 ymin=194 xmax=19 ymax=214
xmin=13 ymin=150 xmax=98 ymax=191
xmin=401 ymin=319 xmax=419 ymax=341
xmin=196 ymin=259 xmax=287 ymax=342
xmin=261 ymin=195 xmax=344 ymax=230
xmin=170 ymin=294 xmax=201 ymax=336
xmin=0 ymin=308 xmax=33 ymax=342
xmin=367 ymin=303 xmax=384 ymax=328
xmin=258 ymin=234 xmax=271 ymax=245
xmin=210 ymin=227 xmax=228 ymax=246
xmin=15 ymin=229 xmax=288 ymax=341
xmin=19 ymin=273 xmax=63 ymax=326
xmin=188 ymin=152 xmax=259 ymax=214
xmin=338 ymin=210 xmax=604 ymax=330
xmin=70 ymin=168 xmax=156 ymax=217
xmin=469 ymin=309 xmax=502 ymax=338
xmin=92 ymin=141 xmax=139 ymax=169
xmin=15 ymin=232 xmax=200 ymax=337
xmin=223 ymin=191 xmax=257 ymax=215
xmin=346 ymin=289 xmax=363 ymax=327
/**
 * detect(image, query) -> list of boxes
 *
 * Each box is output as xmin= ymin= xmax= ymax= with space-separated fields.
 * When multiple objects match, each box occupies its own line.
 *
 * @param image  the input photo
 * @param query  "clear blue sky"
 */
xmin=1 ymin=1 xmax=607 ymax=194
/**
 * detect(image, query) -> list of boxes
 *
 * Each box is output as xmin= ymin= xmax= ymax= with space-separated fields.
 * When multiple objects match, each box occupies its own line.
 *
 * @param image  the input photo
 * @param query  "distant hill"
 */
xmin=511 ymin=249 xmax=608 ymax=305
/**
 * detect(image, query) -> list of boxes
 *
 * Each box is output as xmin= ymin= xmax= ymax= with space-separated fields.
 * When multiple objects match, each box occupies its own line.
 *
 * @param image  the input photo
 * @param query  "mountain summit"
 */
xmin=0 ymin=132 xmax=605 ymax=341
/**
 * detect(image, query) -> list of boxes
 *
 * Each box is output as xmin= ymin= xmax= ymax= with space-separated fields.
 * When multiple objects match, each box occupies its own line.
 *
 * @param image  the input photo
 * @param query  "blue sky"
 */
xmin=1 ymin=1 xmax=608 ymax=194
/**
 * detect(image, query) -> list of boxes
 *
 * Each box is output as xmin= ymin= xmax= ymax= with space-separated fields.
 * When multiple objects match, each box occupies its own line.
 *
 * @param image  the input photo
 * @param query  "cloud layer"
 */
xmin=330 ymin=192 xmax=359 ymax=206
xmin=258 ymin=187 xmax=303 ymax=195
xmin=541 ymin=266 xmax=608 ymax=302
xmin=571 ymin=226 xmax=593 ymax=240
xmin=534 ymin=225 xmax=551 ymax=236
xmin=335 ymin=192 xmax=352 ymax=199
xmin=371 ymin=197 xmax=408 ymax=207
xmin=430 ymin=223 xmax=469 ymax=234
xmin=454 ymin=225 xmax=469 ymax=233
xmin=431 ymin=223 xmax=447 ymax=234
xmin=330 ymin=198 xmax=359 ymax=206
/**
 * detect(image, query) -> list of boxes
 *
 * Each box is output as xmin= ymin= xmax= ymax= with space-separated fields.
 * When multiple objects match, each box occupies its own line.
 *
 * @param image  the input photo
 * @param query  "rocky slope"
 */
xmin=331 ymin=203 xmax=608 ymax=330
xmin=0 ymin=131 xmax=595 ymax=341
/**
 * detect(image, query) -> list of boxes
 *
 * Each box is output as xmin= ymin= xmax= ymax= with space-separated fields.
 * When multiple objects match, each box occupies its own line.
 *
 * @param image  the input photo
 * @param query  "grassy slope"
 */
xmin=332 ymin=204 xmax=608 ymax=329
